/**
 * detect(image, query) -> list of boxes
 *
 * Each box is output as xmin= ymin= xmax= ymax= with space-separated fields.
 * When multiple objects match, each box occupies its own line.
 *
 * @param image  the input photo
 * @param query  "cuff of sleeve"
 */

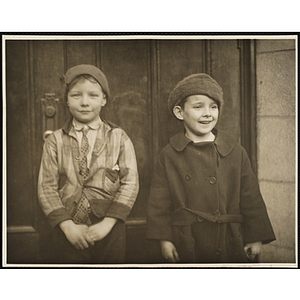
xmin=105 ymin=202 xmax=131 ymax=222
xmin=47 ymin=208 xmax=72 ymax=228
xmin=146 ymin=225 xmax=173 ymax=242
xmin=242 ymin=217 xmax=276 ymax=245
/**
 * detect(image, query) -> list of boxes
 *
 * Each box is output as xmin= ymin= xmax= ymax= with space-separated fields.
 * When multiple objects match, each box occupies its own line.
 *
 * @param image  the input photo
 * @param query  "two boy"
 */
xmin=38 ymin=66 xmax=275 ymax=264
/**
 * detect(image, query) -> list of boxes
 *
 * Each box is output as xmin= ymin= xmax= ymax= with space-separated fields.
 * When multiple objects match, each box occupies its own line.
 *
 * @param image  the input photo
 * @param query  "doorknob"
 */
xmin=41 ymin=93 xmax=59 ymax=117
xmin=41 ymin=93 xmax=60 ymax=141
xmin=44 ymin=105 xmax=56 ymax=117
xmin=43 ymin=130 xmax=53 ymax=141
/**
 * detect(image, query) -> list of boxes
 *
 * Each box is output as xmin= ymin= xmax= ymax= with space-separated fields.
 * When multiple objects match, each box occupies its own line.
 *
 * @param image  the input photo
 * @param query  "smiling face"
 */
xmin=67 ymin=78 xmax=106 ymax=124
xmin=173 ymin=94 xmax=219 ymax=142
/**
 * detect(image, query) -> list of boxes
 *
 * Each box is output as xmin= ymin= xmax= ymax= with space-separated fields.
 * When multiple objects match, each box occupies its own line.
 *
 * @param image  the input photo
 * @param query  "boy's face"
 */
xmin=173 ymin=95 xmax=219 ymax=141
xmin=67 ymin=79 xmax=106 ymax=124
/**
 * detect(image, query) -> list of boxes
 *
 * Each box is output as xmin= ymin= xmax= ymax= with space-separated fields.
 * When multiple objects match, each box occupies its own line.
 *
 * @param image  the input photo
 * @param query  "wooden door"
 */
xmin=5 ymin=38 xmax=255 ymax=264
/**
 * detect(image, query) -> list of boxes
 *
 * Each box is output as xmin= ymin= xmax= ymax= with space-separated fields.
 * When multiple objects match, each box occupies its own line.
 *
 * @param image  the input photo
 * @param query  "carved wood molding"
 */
xmin=7 ymin=226 xmax=37 ymax=234
xmin=126 ymin=218 xmax=146 ymax=227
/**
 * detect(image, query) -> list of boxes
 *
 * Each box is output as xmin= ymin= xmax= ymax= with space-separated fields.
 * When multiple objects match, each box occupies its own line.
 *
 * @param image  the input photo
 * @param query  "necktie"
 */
xmin=73 ymin=127 xmax=92 ymax=225
xmin=79 ymin=127 xmax=89 ymax=180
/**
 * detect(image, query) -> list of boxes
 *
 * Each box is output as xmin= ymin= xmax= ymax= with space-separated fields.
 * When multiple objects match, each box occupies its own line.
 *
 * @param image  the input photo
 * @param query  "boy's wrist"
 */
xmin=59 ymin=219 xmax=74 ymax=232
xmin=102 ymin=217 xmax=118 ymax=227
xmin=160 ymin=240 xmax=173 ymax=246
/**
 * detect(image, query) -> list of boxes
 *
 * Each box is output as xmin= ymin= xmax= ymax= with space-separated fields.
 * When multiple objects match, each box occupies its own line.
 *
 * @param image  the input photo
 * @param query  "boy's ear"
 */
xmin=173 ymin=106 xmax=184 ymax=120
xmin=102 ymin=95 xmax=107 ymax=106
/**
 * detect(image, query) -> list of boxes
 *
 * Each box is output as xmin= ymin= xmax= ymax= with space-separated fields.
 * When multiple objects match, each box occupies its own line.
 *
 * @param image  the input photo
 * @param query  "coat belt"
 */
xmin=171 ymin=207 xmax=244 ymax=226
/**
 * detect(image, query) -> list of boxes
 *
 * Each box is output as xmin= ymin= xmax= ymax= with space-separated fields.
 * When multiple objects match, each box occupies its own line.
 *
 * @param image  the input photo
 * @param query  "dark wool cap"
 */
xmin=65 ymin=64 xmax=110 ymax=100
xmin=168 ymin=73 xmax=224 ymax=114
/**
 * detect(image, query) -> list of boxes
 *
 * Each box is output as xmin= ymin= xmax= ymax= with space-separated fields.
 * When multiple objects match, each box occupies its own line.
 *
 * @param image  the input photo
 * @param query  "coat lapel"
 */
xmin=88 ymin=122 xmax=111 ymax=176
xmin=69 ymin=127 xmax=83 ymax=184
xmin=62 ymin=119 xmax=85 ymax=184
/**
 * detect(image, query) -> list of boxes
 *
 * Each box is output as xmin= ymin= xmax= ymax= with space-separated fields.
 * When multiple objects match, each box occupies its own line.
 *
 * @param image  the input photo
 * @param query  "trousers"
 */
xmin=53 ymin=214 xmax=126 ymax=264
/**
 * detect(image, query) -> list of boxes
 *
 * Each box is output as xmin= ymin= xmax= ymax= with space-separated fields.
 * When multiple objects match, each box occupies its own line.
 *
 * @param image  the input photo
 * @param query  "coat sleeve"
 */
xmin=38 ymin=133 xmax=72 ymax=228
xmin=239 ymin=148 xmax=276 ymax=244
xmin=105 ymin=131 xmax=139 ymax=222
xmin=146 ymin=153 xmax=174 ymax=242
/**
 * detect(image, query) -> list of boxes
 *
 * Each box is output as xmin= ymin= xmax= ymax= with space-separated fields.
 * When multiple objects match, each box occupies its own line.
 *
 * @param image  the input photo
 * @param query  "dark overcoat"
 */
xmin=146 ymin=129 xmax=276 ymax=263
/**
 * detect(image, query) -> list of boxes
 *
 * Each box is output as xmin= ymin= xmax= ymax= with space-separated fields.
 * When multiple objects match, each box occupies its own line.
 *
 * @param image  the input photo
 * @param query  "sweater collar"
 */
xmin=170 ymin=128 xmax=236 ymax=157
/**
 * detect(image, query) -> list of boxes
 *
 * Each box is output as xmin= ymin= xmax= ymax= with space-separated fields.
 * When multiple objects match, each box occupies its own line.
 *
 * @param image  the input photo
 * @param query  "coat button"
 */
xmin=75 ymin=155 xmax=80 ymax=160
xmin=73 ymin=201 xmax=77 ymax=206
xmin=208 ymin=176 xmax=217 ymax=184
xmin=197 ymin=216 xmax=203 ymax=223
xmin=185 ymin=174 xmax=191 ymax=181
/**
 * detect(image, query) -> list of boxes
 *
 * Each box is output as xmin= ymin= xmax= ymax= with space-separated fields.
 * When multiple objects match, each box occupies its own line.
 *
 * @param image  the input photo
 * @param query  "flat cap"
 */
xmin=65 ymin=64 xmax=110 ymax=99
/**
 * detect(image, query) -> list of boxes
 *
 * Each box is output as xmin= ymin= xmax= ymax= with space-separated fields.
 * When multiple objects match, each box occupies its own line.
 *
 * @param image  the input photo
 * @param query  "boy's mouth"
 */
xmin=199 ymin=120 xmax=213 ymax=124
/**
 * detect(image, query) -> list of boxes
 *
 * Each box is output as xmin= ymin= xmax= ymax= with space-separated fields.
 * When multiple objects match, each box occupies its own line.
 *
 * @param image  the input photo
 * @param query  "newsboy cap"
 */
xmin=167 ymin=73 xmax=224 ymax=114
xmin=65 ymin=64 xmax=110 ymax=99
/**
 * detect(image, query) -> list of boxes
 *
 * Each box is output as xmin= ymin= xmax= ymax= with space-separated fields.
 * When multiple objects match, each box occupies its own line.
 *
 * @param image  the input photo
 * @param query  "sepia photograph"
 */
xmin=2 ymin=34 xmax=297 ymax=268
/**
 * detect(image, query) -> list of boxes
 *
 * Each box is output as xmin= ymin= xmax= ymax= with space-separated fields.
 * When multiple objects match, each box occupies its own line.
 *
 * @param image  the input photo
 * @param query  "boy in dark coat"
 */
xmin=146 ymin=74 xmax=275 ymax=263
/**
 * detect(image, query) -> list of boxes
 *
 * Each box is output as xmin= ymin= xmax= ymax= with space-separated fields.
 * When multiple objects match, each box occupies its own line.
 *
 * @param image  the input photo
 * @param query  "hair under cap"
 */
xmin=65 ymin=64 xmax=110 ymax=100
xmin=167 ymin=73 xmax=224 ymax=114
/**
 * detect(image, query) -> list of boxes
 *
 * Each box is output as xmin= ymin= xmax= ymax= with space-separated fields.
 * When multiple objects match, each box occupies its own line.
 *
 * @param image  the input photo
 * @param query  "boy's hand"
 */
xmin=160 ymin=240 xmax=180 ymax=263
xmin=244 ymin=241 xmax=262 ymax=260
xmin=87 ymin=217 xmax=118 ymax=242
xmin=59 ymin=220 xmax=95 ymax=250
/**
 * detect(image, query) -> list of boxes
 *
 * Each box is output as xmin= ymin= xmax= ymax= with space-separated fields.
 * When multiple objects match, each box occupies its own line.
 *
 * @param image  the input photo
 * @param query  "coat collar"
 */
xmin=62 ymin=118 xmax=74 ymax=134
xmin=170 ymin=128 xmax=237 ymax=157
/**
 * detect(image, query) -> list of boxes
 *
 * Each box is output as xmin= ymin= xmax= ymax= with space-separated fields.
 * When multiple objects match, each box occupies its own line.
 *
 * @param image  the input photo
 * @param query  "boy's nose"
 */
xmin=80 ymin=95 xmax=89 ymax=105
xmin=203 ymin=107 xmax=211 ymax=116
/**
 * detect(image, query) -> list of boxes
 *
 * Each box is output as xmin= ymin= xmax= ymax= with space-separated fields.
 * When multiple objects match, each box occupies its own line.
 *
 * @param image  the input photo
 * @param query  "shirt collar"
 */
xmin=72 ymin=117 xmax=102 ymax=131
xmin=170 ymin=128 xmax=237 ymax=157
xmin=62 ymin=117 xmax=113 ymax=135
xmin=185 ymin=131 xmax=215 ymax=143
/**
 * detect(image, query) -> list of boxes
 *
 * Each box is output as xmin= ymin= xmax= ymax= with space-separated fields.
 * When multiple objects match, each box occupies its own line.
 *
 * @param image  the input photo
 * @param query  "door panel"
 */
xmin=158 ymin=40 xmax=206 ymax=149
xmin=211 ymin=39 xmax=241 ymax=140
xmin=6 ymin=40 xmax=39 ymax=263
xmin=6 ymin=41 xmax=34 ymax=227
xmin=6 ymin=38 xmax=251 ymax=263
xmin=33 ymin=40 xmax=66 ymax=135
xmin=101 ymin=40 xmax=152 ymax=218
xmin=66 ymin=40 xmax=97 ymax=67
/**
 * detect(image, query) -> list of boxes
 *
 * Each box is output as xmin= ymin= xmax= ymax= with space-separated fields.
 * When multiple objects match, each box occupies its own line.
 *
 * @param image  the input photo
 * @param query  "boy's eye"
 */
xmin=70 ymin=93 xmax=80 ymax=98
xmin=211 ymin=105 xmax=218 ymax=109
xmin=90 ymin=94 xmax=99 ymax=97
xmin=193 ymin=105 xmax=202 ymax=109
